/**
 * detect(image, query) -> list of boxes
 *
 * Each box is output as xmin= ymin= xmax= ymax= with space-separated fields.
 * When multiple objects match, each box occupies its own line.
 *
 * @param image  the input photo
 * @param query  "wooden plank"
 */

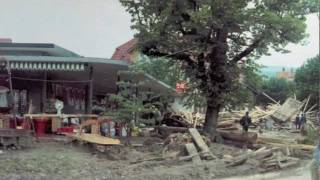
xmin=188 ymin=128 xmax=214 ymax=159
xmin=185 ymin=143 xmax=201 ymax=163
xmin=302 ymin=95 xmax=311 ymax=113
xmin=262 ymin=142 xmax=315 ymax=151
xmin=66 ymin=133 xmax=120 ymax=145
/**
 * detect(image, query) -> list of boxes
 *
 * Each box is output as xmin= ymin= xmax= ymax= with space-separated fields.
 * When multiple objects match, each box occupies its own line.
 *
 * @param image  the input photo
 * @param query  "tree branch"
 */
xmin=231 ymin=37 xmax=263 ymax=62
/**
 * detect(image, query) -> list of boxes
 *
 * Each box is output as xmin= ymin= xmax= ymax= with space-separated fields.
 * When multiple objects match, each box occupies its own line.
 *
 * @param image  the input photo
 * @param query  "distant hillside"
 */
xmin=260 ymin=66 xmax=296 ymax=78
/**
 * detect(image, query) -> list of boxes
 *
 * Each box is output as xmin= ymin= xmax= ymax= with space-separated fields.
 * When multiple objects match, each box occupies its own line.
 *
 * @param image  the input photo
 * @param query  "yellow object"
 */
xmin=67 ymin=133 xmax=121 ymax=145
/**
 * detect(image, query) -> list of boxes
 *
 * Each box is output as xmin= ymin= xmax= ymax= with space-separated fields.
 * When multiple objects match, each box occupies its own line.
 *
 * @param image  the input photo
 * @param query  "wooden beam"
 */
xmin=261 ymin=92 xmax=280 ymax=105
xmin=185 ymin=143 xmax=201 ymax=163
xmin=188 ymin=128 xmax=214 ymax=159
xmin=41 ymin=71 xmax=47 ymax=113
xmin=302 ymin=95 xmax=311 ymax=113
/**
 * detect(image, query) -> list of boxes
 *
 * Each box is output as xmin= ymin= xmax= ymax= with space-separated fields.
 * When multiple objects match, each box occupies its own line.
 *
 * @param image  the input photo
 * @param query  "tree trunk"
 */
xmin=203 ymin=101 xmax=221 ymax=142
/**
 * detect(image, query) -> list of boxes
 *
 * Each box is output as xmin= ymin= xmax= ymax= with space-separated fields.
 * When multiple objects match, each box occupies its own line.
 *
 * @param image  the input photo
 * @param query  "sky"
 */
xmin=0 ymin=0 xmax=318 ymax=67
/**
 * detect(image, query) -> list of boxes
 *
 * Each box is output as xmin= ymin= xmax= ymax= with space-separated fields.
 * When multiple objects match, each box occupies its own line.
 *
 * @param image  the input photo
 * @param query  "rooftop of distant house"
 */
xmin=111 ymin=38 xmax=138 ymax=62
xmin=276 ymin=67 xmax=295 ymax=80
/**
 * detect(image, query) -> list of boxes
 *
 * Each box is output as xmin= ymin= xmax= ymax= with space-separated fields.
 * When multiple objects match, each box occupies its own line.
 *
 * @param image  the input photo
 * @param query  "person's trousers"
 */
xmin=242 ymin=126 xmax=248 ymax=132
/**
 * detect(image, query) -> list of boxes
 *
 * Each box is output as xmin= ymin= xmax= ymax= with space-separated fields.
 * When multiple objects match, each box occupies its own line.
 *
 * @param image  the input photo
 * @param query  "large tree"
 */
xmin=295 ymin=55 xmax=320 ymax=109
xmin=120 ymin=0 xmax=317 ymax=137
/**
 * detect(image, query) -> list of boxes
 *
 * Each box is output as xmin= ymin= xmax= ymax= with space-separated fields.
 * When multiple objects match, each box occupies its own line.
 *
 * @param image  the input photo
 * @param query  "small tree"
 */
xmin=110 ymin=71 xmax=153 ymax=125
xmin=110 ymin=70 xmax=173 ymax=128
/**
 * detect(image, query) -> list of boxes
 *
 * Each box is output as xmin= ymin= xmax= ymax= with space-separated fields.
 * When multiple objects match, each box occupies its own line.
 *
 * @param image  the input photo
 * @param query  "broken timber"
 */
xmin=66 ymin=133 xmax=120 ymax=145
xmin=185 ymin=143 xmax=201 ymax=163
xmin=188 ymin=128 xmax=215 ymax=160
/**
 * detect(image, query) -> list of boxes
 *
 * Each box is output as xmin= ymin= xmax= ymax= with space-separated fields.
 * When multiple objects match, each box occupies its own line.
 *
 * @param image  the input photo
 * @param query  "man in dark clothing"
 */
xmin=295 ymin=114 xmax=301 ymax=130
xmin=240 ymin=111 xmax=252 ymax=132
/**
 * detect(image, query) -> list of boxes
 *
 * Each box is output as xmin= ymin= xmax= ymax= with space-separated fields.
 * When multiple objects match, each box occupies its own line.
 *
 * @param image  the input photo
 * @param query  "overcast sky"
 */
xmin=0 ymin=0 xmax=318 ymax=67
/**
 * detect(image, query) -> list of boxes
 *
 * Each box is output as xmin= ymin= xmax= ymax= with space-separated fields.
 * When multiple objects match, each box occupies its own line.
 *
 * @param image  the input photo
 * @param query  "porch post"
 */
xmin=86 ymin=66 xmax=93 ymax=114
xmin=41 ymin=71 xmax=47 ymax=112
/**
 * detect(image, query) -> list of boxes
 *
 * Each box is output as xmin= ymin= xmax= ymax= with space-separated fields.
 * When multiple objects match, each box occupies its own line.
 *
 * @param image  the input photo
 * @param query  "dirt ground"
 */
xmin=0 ymin=136 xmax=308 ymax=180
xmin=219 ymin=160 xmax=312 ymax=180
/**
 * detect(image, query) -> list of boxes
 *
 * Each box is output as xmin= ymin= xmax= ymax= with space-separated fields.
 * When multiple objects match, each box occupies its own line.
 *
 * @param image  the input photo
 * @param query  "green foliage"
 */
xmin=257 ymin=77 xmax=295 ymax=104
xmin=295 ymin=55 xmax=320 ymax=108
xmin=109 ymin=71 xmax=154 ymax=123
xmin=225 ymin=60 xmax=264 ymax=110
xmin=109 ymin=70 xmax=173 ymax=124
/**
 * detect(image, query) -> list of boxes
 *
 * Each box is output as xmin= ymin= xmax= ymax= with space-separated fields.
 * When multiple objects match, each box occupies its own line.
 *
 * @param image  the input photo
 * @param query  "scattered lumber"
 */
xmin=279 ymin=161 xmax=299 ymax=169
xmin=249 ymin=148 xmax=273 ymax=160
xmin=257 ymin=137 xmax=294 ymax=144
xmin=185 ymin=143 xmax=202 ymax=163
xmin=225 ymin=154 xmax=248 ymax=167
xmin=130 ymin=156 xmax=165 ymax=164
xmin=262 ymin=142 xmax=315 ymax=152
xmin=217 ymin=120 xmax=235 ymax=128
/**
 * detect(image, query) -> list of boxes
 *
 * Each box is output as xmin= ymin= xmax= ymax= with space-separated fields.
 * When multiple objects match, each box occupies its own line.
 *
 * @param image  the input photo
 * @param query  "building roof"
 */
xmin=0 ymin=55 xmax=175 ymax=95
xmin=0 ymin=55 xmax=127 ymax=65
xmin=111 ymin=38 xmax=138 ymax=62
xmin=0 ymin=43 xmax=80 ymax=57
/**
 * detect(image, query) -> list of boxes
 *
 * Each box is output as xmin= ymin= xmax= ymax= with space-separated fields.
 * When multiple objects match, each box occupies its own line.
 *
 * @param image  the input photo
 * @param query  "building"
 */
xmin=276 ymin=67 xmax=295 ymax=81
xmin=0 ymin=41 xmax=173 ymax=116
xmin=111 ymin=38 xmax=139 ymax=63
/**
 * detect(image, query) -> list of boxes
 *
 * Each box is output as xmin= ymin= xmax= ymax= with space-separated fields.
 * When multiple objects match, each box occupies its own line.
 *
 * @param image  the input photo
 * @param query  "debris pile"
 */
xmin=224 ymin=146 xmax=300 ymax=172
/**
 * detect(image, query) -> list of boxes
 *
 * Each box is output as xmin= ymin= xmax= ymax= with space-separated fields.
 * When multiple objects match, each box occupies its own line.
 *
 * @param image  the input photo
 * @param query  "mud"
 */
xmin=0 ymin=138 xmax=306 ymax=180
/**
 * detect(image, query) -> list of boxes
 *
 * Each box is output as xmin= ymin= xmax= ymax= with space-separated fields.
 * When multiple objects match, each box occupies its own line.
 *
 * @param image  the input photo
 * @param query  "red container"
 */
xmin=34 ymin=119 xmax=48 ymax=137
xmin=57 ymin=126 xmax=74 ymax=134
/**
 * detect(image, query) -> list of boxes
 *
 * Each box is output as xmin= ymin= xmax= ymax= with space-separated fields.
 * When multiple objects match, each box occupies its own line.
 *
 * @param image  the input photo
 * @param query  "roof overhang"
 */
xmin=0 ymin=55 xmax=175 ymax=95
xmin=0 ymin=43 xmax=80 ymax=57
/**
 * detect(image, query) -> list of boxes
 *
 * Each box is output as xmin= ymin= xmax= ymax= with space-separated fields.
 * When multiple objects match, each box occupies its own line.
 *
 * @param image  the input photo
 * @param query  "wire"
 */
xmin=11 ymin=76 xmax=91 ymax=83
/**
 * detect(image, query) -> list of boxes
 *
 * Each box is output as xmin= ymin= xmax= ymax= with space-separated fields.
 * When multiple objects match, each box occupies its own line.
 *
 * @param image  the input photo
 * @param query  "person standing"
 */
xmin=295 ymin=114 xmax=301 ymax=130
xmin=240 ymin=111 xmax=252 ymax=132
